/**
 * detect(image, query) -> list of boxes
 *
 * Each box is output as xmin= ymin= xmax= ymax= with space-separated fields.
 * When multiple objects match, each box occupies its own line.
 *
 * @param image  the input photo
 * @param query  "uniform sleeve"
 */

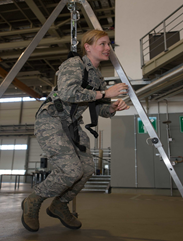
xmin=56 ymin=57 xmax=97 ymax=103
xmin=96 ymin=102 xmax=116 ymax=118
xmin=95 ymin=78 xmax=115 ymax=118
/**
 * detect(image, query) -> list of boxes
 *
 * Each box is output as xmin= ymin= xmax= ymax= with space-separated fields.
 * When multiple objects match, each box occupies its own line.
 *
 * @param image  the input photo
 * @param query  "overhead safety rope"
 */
xmin=67 ymin=0 xmax=80 ymax=52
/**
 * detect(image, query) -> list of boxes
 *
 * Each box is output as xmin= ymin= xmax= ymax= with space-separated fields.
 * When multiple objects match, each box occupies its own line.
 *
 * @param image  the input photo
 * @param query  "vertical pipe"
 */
xmin=11 ymin=139 xmax=16 ymax=180
xmin=145 ymin=98 xmax=149 ymax=115
xmin=94 ymin=126 xmax=98 ymax=149
xmin=98 ymin=131 xmax=103 ymax=174
xmin=140 ymin=38 xmax=144 ymax=67
xmin=163 ymin=20 xmax=168 ymax=52
xmin=19 ymin=97 xmax=23 ymax=125
xmin=165 ymin=100 xmax=171 ymax=158
xmin=99 ymin=131 xmax=101 ymax=150
xmin=134 ymin=115 xmax=138 ymax=188
xmin=157 ymin=102 xmax=161 ymax=139
xmin=98 ymin=149 xmax=103 ymax=175
xmin=165 ymin=100 xmax=173 ymax=196
xmin=24 ymin=136 xmax=30 ymax=183
xmin=72 ymin=197 xmax=77 ymax=215
xmin=98 ymin=130 xmax=103 ymax=150
xmin=157 ymin=102 xmax=162 ymax=161
xmin=0 ymin=139 xmax=2 ymax=171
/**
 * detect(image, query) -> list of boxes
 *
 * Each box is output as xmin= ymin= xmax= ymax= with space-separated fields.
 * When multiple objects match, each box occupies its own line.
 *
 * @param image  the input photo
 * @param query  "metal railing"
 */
xmin=140 ymin=5 xmax=183 ymax=68
xmin=91 ymin=148 xmax=111 ymax=175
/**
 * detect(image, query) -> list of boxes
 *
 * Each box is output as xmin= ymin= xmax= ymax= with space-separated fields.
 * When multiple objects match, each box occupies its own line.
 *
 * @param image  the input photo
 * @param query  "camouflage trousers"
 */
xmin=34 ymin=109 xmax=95 ymax=202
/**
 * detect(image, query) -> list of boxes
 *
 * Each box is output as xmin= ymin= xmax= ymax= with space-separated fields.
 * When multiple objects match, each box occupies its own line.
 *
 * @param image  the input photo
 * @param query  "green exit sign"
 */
xmin=138 ymin=117 xmax=157 ymax=134
xmin=180 ymin=116 xmax=183 ymax=133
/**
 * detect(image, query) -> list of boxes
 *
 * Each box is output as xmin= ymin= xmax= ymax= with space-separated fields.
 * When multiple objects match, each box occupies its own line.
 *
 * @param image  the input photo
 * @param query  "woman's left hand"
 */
xmin=110 ymin=99 xmax=130 ymax=113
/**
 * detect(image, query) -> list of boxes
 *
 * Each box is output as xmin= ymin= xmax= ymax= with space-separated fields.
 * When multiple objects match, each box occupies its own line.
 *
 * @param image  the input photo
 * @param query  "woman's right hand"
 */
xmin=105 ymin=83 xmax=128 ymax=98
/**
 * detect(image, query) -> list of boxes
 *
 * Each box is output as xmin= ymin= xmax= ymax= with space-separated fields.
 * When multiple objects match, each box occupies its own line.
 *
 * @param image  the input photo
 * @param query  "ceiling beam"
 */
xmin=38 ymin=0 xmax=50 ymax=16
xmin=95 ymin=7 xmax=115 ymax=12
xmin=17 ymin=75 xmax=54 ymax=87
xmin=0 ymin=66 xmax=42 ymax=99
xmin=25 ymin=0 xmax=60 ymax=38
xmin=0 ymin=13 xmax=12 ymax=30
xmin=43 ymin=59 xmax=56 ymax=71
xmin=12 ymin=0 xmax=33 ymax=27
xmin=0 ymin=30 xmax=114 ymax=50
xmin=0 ymin=27 xmax=44 ymax=36
xmin=0 ymin=47 xmax=69 ymax=59
xmin=0 ymin=14 xmax=114 ymax=37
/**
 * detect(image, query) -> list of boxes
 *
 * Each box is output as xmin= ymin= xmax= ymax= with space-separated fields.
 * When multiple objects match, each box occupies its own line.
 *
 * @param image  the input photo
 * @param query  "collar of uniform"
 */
xmin=82 ymin=55 xmax=95 ymax=72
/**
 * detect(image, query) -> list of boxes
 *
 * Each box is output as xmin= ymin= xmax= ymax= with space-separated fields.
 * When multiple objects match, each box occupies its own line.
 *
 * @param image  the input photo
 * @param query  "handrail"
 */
xmin=140 ymin=5 xmax=183 ymax=68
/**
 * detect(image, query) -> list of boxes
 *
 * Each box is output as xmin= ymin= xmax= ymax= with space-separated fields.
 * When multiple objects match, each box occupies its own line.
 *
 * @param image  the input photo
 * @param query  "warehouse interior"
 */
xmin=0 ymin=0 xmax=183 ymax=240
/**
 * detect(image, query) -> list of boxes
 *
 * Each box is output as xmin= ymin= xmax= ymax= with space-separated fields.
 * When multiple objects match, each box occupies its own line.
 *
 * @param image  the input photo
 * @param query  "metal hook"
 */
xmin=146 ymin=137 xmax=159 ymax=145
xmin=146 ymin=137 xmax=152 ymax=145
xmin=73 ymin=41 xmax=79 ymax=47
xmin=67 ymin=1 xmax=75 ymax=11
xmin=71 ymin=10 xmax=80 ymax=21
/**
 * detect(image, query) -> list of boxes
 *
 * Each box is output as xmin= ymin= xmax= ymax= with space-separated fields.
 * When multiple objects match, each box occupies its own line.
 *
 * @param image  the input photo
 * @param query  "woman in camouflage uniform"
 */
xmin=21 ymin=29 xmax=129 ymax=232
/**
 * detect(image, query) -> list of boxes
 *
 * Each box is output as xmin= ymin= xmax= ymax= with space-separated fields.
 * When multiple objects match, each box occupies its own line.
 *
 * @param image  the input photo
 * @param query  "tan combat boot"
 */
xmin=46 ymin=197 xmax=82 ymax=229
xmin=21 ymin=192 xmax=46 ymax=232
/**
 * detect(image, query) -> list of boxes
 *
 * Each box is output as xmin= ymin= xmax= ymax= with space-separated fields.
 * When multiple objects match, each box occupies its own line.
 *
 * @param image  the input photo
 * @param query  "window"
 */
xmin=0 ymin=169 xmax=26 ymax=175
xmin=0 ymin=97 xmax=46 ymax=103
xmin=0 ymin=145 xmax=27 ymax=150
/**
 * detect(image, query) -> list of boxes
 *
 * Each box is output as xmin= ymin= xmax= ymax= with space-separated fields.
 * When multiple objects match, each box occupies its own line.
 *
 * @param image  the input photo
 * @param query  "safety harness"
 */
xmin=36 ymin=51 xmax=100 ymax=154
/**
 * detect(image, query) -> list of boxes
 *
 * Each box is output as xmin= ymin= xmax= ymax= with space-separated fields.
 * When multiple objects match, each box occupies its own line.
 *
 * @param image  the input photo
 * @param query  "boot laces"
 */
xmin=60 ymin=203 xmax=74 ymax=221
xmin=28 ymin=198 xmax=43 ymax=218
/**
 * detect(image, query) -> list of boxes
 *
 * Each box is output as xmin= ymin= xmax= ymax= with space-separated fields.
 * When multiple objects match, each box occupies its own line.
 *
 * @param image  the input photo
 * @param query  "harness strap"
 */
xmin=68 ymin=120 xmax=86 ymax=152
xmin=54 ymin=99 xmax=86 ymax=153
xmin=85 ymin=101 xmax=98 ymax=138
xmin=35 ymin=97 xmax=52 ymax=118
xmin=61 ymin=117 xmax=81 ymax=158
xmin=70 ymin=67 xmax=99 ymax=139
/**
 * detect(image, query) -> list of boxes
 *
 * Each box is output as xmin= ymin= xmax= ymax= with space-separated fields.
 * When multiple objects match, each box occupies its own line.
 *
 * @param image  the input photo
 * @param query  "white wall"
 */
xmin=115 ymin=0 xmax=183 ymax=79
xmin=0 ymin=100 xmax=42 ymax=125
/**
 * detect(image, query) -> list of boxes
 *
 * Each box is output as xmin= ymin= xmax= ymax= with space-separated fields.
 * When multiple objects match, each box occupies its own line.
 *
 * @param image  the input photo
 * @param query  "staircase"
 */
xmin=82 ymin=175 xmax=111 ymax=193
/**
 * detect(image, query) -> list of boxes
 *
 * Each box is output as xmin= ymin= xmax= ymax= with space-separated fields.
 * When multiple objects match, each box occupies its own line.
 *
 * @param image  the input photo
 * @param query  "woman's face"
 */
xmin=85 ymin=35 xmax=111 ymax=68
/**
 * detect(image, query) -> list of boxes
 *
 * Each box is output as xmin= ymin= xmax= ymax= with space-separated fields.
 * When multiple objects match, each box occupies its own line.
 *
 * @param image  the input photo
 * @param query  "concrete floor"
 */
xmin=0 ymin=183 xmax=183 ymax=241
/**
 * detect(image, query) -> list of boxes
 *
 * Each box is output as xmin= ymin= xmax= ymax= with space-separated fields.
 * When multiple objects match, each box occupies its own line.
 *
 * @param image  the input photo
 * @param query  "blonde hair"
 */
xmin=81 ymin=29 xmax=108 ymax=56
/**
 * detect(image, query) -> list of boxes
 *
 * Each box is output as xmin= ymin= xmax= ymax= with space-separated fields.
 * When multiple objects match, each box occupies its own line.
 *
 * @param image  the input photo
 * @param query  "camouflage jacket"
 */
xmin=37 ymin=55 xmax=115 ymax=124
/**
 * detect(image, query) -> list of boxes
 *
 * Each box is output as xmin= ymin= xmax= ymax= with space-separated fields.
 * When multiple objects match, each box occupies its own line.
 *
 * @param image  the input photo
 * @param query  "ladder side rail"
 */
xmin=81 ymin=0 xmax=183 ymax=197
xmin=0 ymin=0 xmax=69 ymax=99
